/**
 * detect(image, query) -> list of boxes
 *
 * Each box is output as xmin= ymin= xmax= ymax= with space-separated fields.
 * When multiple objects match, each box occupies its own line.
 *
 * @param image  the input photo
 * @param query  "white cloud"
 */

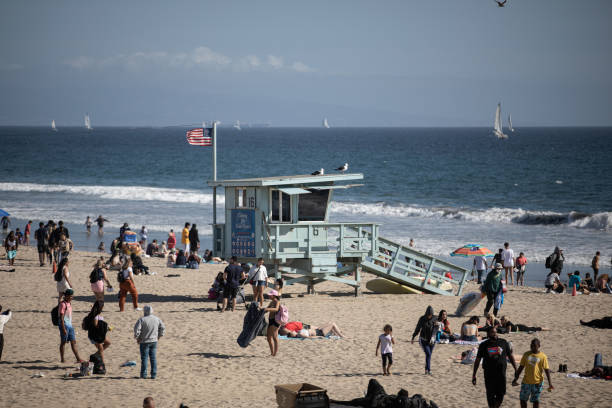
xmin=291 ymin=61 xmax=314 ymax=73
xmin=267 ymin=55 xmax=284 ymax=69
xmin=64 ymin=56 xmax=94 ymax=69
xmin=64 ymin=47 xmax=313 ymax=74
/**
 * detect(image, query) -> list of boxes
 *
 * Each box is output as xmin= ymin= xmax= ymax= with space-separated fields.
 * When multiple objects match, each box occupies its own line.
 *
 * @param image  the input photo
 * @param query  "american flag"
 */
xmin=186 ymin=127 xmax=213 ymax=146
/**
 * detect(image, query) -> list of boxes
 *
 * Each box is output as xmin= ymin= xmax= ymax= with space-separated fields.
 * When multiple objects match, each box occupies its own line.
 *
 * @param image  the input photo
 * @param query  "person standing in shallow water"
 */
xmin=411 ymin=305 xmax=437 ymax=375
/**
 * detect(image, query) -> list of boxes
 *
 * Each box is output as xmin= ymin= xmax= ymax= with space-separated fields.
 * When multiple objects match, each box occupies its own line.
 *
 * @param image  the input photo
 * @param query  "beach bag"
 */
xmin=208 ymin=288 xmax=218 ymax=300
xmin=545 ymin=255 xmax=552 ymax=269
xmin=495 ymin=291 xmax=504 ymax=311
xmin=52 ymin=260 xmax=57 ymax=274
xmin=275 ymin=304 xmax=289 ymax=325
xmin=117 ymin=270 xmax=126 ymax=283
xmin=89 ymin=267 xmax=103 ymax=283
xmin=51 ymin=305 xmax=60 ymax=326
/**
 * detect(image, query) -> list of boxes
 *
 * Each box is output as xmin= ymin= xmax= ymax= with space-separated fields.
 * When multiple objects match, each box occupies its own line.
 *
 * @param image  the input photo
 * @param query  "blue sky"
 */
xmin=1 ymin=0 xmax=610 ymax=126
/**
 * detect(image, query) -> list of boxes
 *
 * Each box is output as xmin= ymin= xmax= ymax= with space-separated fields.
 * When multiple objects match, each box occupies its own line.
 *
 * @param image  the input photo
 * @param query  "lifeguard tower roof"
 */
xmin=207 ymin=173 xmax=363 ymax=187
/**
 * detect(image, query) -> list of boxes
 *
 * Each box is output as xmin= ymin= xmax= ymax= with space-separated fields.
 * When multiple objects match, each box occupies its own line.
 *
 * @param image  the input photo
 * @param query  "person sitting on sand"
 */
xmin=187 ymin=252 xmax=201 ymax=269
xmin=498 ymin=316 xmax=550 ymax=334
xmin=461 ymin=316 xmax=481 ymax=341
xmin=174 ymin=250 xmax=187 ymax=268
xmin=544 ymin=270 xmax=564 ymax=293
xmin=158 ymin=241 xmax=168 ymax=257
xmin=583 ymin=273 xmax=594 ymax=291
xmin=279 ymin=321 xmax=345 ymax=338
xmin=595 ymin=274 xmax=611 ymax=293
xmin=146 ymin=240 xmax=159 ymax=257
xmin=568 ymin=270 xmax=582 ymax=292
xmin=166 ymin=248 xmax=177 ymax=267
xmin=211 ymin=272 xmax=225 ymax=310
xmin=437 ymin=310 xmax=454 ymax=341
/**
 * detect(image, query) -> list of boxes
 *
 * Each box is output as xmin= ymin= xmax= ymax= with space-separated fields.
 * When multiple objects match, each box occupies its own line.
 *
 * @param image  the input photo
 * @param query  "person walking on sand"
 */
xmin=134 ymin=305 xmax=165 ymax=379
xmin=474 ymin=254 xmax=488 ymax=284
xmin=411 ymin=305 xmax=437 ymax=375
xmin=24 ymin=220 xmax=32 ymax=246
xmin=58 ymin=289 xmax=84 ymax=363
xmin=54 ymin=258 xmax=73 ymax=304
xmin=264 ymin=290 xmax=282 ymax=357
xmin=181 ymin=222 xmax=190 ymax=256
xmin=4 ymin=231 xmax=18 ymax=267
xmin=472 ymin=327 xmax=517 ymax=408
xmin=484 ymin=264 xmax=503 ymax=317
xmin=248 ymin=258 xmax=269 ymax=307
xmin=82 ymin=301 xmax=111 ymax=366
xmin=118 ymin=258 xmax=141 ymax=311
xmin=548 ymin=247 xmax=564 ymax=275
xmin=512 ymin=338 xmax=553 ymax=408
xmin=376 ymin=324 xmax=395 ymax=376
xmin=222 ymin=256 xmax=245 ymax=312
xmin=515 ymin=252 xmax=528 ymax=286
xmin=0 ymin=304 xmax=12 ymax=361
xmin=592 ymin=251 xmax=600 ymax=283
xmin=501 ymin=242 xmax=515 ymax=285
xmin=90 ymin=258 xmax=113 ymax=302
xmin=34 ymin=222 xmax=48 ymax=267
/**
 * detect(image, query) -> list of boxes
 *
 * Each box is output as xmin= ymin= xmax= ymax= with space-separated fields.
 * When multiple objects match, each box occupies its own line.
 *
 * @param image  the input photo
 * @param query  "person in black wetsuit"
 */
xmin=497 ymin=316 xmax=550 ymax=334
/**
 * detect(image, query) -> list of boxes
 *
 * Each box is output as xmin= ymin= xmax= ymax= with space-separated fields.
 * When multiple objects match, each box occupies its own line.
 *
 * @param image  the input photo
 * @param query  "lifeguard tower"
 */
xmin=208 ymin=173 xmax=469 ymax=296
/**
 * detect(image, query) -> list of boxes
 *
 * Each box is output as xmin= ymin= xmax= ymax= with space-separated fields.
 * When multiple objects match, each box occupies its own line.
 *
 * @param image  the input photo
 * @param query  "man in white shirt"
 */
xmin=473 ymin=255 xmax=489 ymax=284
xmin=501 ymin=242 xmax=515 ymax=285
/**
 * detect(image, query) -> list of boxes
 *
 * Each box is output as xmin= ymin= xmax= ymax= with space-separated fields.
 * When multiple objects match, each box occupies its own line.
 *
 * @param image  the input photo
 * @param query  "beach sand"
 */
xmin=0 ymin=246 xmax=610 ymax=407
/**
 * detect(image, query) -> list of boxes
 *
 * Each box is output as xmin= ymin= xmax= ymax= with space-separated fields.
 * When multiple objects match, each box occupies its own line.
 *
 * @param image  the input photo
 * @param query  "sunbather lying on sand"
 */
xmin=279 ymin=321 xmax=344 ymax=338
xmin=497 ymin=315 xmax=550 ymax=333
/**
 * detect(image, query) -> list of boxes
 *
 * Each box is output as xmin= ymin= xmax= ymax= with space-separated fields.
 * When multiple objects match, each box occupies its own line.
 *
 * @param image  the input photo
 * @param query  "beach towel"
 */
xmin=279 ymin=335 xmax=340 ymax=340
xmin=449 ymin=339 xmax=483 ymax=346
xmin=237 ymin=303 xmax=266 ymax=348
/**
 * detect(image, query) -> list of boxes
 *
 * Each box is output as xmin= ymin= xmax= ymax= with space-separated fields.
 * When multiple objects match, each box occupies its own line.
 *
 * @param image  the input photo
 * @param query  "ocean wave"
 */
xmin=331 ymin=202 xmax=611 ymax=231
xmin=0 ymin=182 xmax=224 ymax=205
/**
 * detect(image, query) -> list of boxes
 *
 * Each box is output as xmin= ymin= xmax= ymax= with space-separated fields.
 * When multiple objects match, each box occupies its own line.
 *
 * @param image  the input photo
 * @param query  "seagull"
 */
xmin=311 ymin=168 xmax=324 ymax=176
xmin=336 ymin=163 xmax=349 ymax=173
xmin=495 ymin=0 xmax=507 ymax=7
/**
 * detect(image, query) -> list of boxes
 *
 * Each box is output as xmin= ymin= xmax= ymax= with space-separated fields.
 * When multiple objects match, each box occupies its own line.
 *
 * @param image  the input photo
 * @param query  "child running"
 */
xmin=512 ymin=338 xmax=553 ymax=408
xmin=375 ymin=324 xmax=395 ymax=375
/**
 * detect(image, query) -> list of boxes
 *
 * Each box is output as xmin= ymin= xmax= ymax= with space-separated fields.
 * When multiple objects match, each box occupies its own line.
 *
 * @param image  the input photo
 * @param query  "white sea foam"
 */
xmin=331 ymin=202 xmax=612 ymax=231
xmin=0 ymin=182 xmax=224 ymax=205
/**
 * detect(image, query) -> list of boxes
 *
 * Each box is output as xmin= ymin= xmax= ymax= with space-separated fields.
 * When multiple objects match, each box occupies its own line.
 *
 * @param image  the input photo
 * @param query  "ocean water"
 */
xmin=1 ymin=126 xmax=611 ymax=283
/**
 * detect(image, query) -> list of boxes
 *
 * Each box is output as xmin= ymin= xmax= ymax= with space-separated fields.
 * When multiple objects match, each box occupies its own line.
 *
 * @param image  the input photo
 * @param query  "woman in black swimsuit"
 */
xmin=264 ymin=290 xmax=281 ymax=356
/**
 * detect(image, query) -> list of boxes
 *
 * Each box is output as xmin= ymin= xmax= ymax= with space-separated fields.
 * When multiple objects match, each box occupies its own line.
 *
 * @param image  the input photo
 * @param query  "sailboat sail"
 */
xmin=322 ymin=117 xmax=330 ymax=128
xmin=233 ymin=120 xmax=241 ymax=130
xmin=84 ymin=114 xmax=93 ymax=130
xmin=51 ymin=120 xmax=57 ymax=131
xmin=508 ymin=114 xmax=514 ymax=132
xmin=493 ymin=103 xmax=507 ymax=139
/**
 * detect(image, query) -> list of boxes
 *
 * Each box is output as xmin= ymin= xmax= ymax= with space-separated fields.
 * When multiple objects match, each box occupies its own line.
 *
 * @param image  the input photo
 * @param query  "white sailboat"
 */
xmin=508 ymin=113 xmax=514 ymax=132
xmin=233 ymin=120 xmax=241 ymax=130
xmin=493 ymin=103 xmax=507 ymax=139
xmin=84 ymin=114 xmax=93 ymax=130
xmin=322 ymin=117 xmax=330 ymax=128
xmin=51 ymin=120 xmax=57 ymax=132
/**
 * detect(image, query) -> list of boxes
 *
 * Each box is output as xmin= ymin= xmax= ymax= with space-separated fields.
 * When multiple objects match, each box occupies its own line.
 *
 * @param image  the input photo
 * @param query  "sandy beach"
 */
xmin=0 ymin=246 xmax=610 ymax=408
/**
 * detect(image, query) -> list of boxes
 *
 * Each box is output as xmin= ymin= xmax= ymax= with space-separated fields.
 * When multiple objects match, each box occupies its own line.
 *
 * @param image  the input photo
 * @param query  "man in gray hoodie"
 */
xmin=134 ymin=305 xmax=165 ymax=379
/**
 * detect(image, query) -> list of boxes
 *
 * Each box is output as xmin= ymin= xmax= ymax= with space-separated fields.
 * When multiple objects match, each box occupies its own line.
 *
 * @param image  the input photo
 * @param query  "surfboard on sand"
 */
xmin=366 ymin=278 xmax=423 ymax=294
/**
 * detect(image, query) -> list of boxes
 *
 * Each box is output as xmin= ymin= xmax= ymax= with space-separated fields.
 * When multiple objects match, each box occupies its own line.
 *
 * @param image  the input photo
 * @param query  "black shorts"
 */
xmin=382 ymin=352 xmax=393 ymax=366
xmin=268 ymin=316 xmax=280 ymax=328
xmin=37 ymin=244 xmax=48 ymax=254
xmin=223 ymin=286 xmax=238 ymax=299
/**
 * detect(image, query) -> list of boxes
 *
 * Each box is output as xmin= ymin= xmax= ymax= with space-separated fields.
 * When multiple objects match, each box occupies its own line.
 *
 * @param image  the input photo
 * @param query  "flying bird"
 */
xmin=336 ymin=163 xmax=349 ymax=173
xmin=495 ymin=0 xmax=507 ymax=7
xmin=311 ymin=168 xmax=324 ymax=176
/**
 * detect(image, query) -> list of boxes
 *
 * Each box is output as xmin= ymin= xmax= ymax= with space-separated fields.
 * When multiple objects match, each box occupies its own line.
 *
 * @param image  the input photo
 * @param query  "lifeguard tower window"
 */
xmin=271 ymin=190 xmax=292 ymax=223
xmin=298 ymin=189 xmax=330 ymax=221
xmin=235 ymin=188 xmax=247 ymax=208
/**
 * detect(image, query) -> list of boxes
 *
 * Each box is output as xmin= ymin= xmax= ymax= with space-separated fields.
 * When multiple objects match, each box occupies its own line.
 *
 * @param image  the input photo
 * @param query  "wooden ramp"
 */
xmin=359 ymin=235 xmax=469 ymax=296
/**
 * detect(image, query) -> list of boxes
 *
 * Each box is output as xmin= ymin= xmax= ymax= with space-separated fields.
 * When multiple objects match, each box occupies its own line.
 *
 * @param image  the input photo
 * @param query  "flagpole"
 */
xmin=212 ymin=121 xmax=217 ymax=255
